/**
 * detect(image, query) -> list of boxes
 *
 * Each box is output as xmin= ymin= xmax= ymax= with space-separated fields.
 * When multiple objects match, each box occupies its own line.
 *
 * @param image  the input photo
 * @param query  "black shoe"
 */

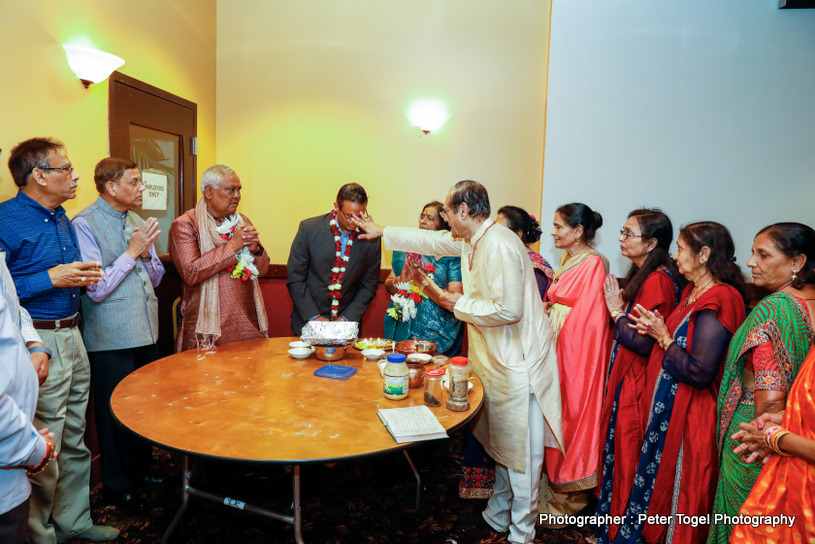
xmin=140 ymin=473 xmax=166 ymax=487
xmin=111 ymin=490 xmax=146 ymax=513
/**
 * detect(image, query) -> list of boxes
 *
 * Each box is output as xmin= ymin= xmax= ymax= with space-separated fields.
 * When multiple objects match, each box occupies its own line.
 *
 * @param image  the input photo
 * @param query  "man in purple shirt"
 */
xmin=73 ymin=157 xmax=165 ymax=512
xmin=0 ymin=138 xmax=116 ymax=543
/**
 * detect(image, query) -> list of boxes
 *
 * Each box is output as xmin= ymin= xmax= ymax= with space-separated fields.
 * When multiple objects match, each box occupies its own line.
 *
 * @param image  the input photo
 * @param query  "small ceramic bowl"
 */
xmin=361 ymin=348 xmax=386 ymax=361
xmin=289 ymin=341 xmax=311 ymax=349
xmin=431 ymin=355 xmax=449 ymax=367
xmin=406 ymin=353 xmax=432 ymax=365
xmin=288 ymin=347 xmax=312 ymax=359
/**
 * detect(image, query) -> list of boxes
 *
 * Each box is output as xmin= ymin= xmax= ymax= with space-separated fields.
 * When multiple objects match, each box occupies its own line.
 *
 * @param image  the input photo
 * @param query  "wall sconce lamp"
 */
xmin=63 ymin=45 xmax=125 ymax=88
xmin=406 ymin=99 xmax=449 ymax=135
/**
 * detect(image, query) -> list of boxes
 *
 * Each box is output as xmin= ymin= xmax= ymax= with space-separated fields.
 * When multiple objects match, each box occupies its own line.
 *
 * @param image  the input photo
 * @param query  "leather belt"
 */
xmin=32 ymin=316 xmax=80 ymax=330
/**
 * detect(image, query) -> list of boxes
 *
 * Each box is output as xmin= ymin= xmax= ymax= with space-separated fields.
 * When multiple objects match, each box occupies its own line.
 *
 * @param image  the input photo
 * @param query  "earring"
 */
xmin=700 ymin=259 xmax=707 ymax=264
xmin=792 ymin=269 xmax=799 ymax=282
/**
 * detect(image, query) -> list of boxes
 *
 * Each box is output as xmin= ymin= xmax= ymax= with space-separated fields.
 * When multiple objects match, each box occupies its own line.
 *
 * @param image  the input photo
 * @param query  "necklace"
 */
xmin=682 ymin=278 xmax=715 ymax=309
xmin=328 ymin=210 xmax=355 ymax=319
xmin=468 ymin=222 xmax=496 ymax=271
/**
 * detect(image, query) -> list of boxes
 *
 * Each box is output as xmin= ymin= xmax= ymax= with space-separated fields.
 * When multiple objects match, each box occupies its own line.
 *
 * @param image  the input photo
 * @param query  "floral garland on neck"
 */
xmin=216 ymin=215 xmax=259 ymax=281
xmin=328 ymin=209 xmax=355 ymax=318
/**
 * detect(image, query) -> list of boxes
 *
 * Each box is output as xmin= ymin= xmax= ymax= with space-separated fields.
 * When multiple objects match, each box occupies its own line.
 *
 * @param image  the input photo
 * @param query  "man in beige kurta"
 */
xmin=356 ymin=180 xmax=562 ymax=544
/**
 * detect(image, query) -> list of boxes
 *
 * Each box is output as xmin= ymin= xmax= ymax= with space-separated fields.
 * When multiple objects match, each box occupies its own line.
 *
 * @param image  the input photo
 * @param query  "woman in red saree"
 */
xmin=594 ymin=209 xmax=684 ymax=541
xmin=540 ymin=202 xmax=611 ymax=520
xmin=730 ymin=347 xmax=815 ymax=543
xmin=612 ymin=221 xmax=747 ymax=544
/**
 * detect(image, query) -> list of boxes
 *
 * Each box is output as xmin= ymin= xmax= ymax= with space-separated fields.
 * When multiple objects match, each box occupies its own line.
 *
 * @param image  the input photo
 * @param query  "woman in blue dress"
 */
xmin=383 ymin=201 xmax=463 ymax=356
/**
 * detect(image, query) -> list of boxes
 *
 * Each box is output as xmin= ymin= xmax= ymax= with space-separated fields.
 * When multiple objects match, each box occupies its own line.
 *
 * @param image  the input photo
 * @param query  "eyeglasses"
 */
xmin=619 ymin=229 xmax=644 ymax=240
xmin=117 ymin=178 xmax=144 ymax=188
xmin=440 ymin=205 xmax=456 ymax=217
xmin=40 ymin=165 xmax=74 ymax=175
xmin=338 ymin=208 xmax=367 ymax=222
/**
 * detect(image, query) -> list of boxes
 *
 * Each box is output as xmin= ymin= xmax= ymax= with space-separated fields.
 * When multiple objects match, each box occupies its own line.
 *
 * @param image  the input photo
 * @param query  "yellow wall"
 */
xmin=217 ymin=0 xmax=551 ymax=263
xmin=0 ymin=0 xmax=216 ymax=216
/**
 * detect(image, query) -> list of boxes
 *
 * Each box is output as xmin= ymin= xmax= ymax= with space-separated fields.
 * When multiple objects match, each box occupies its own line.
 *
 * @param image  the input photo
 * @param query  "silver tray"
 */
xmin=300 ymin=320 xmax=359 ymax=346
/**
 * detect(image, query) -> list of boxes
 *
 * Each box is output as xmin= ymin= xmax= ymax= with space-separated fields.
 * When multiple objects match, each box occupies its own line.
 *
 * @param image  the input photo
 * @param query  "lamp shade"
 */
xmin=63 ymin=44 xmax=124 ymax=86
xmin=406 ymin=99 xmax=449 ymax=133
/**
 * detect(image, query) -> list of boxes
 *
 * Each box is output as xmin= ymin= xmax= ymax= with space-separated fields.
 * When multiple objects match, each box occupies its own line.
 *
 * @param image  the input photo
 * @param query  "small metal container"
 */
xmin=407 ymin=361 xmax=425 ymax=388
xmin=313 ymin=345 xmax=346 ymax=361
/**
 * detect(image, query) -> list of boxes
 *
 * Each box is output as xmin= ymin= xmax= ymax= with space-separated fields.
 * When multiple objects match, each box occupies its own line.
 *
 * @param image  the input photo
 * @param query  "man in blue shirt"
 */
xmin=0 ymin=138 xmax=116 ymax=544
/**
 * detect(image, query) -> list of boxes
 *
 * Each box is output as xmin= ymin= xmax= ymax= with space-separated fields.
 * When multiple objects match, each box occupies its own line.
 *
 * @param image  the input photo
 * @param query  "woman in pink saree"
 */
xmin=540 ymin=202 xmax=612 ymax=522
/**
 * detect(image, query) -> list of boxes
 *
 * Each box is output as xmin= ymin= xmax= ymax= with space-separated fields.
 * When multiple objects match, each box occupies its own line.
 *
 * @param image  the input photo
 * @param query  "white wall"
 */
xmin=542 ymin=0 xmax=815 ymax=276
xmin=216 ymin=0 xmax=551 ymax=263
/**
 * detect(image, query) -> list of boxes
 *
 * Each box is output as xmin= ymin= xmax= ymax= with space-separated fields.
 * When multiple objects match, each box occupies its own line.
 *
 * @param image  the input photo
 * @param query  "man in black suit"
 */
xmin=287 ymin=183 xmax=381 ymax=335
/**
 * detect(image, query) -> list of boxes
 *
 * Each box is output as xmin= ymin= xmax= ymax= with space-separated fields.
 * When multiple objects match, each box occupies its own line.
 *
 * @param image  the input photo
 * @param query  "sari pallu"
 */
xmin=708 ymin=293 xmax=814 ymax=544
xmin=732 ymin=346 xmax=815 ymax=544
xmin=543 ymin=250 xmax=611 ymax=493
xmin=596 ymin=270 xmax=680 ymax=542
xmin=604 ymin=284 xmax=745 ymax=544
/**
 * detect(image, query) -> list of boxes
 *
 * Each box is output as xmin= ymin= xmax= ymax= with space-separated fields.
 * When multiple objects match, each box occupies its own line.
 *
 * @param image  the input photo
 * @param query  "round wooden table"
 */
xmin=111 ymin=336 xmax=483 ymax=543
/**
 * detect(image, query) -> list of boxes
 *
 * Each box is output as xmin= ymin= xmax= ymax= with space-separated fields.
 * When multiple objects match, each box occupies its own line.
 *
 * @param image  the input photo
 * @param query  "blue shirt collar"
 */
xmin=15 ymin=190 xmax=67 ymax=219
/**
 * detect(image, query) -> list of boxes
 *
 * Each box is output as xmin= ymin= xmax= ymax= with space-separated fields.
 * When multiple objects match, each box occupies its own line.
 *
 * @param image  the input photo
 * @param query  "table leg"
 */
xmin=293 ymin=464 xmax=304 ymax=544
xmin=162 ymin=455 xmax=193 ymax=544
xmin=403 ymin=450 xmax=422 ymax=509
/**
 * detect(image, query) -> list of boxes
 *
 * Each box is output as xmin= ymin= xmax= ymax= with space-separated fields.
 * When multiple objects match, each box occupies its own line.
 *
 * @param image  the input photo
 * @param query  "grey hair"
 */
xmin=448 ymin=180 xmax=490 ymax=219
xmin=200 ymin=164 xmax=236 ymax=192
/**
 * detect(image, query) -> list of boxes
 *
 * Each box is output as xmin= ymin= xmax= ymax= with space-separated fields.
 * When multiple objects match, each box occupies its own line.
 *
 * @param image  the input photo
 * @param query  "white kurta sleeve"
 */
xmin=453 ymin=237 xmax=524 ymax=327
xmin=383 ymin=226 xmax=462 ymax=258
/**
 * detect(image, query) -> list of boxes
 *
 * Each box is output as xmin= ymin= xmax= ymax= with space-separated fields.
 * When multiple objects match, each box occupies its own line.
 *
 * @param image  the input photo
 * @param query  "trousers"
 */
xmin=27 ymin=326 xmax=93 ymax=544
xmin=482 ymin=391 xmax=546 ymax=544
xmin=88 ymin=344 xmax=158 ymax=495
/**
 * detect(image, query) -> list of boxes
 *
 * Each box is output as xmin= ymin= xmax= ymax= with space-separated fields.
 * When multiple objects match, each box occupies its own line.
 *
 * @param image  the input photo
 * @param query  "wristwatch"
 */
xmin=28 ymin=346 xmax=53 ymax=359
xmin=610 ymin=309 xmax=625 ymax=320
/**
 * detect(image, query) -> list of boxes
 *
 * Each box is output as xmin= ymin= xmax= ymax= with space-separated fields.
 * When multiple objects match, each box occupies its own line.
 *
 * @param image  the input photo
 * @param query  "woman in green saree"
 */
xmin=707 ymin=222 xmax=815 ymax=544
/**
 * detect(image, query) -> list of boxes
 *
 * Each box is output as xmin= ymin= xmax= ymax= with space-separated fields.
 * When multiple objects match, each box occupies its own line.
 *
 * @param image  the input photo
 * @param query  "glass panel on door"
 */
xmin=129 ymin=124 xmax=180 ymax=254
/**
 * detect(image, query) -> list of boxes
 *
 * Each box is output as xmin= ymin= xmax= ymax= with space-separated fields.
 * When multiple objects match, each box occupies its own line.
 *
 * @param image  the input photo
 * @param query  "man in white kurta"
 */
xmin=356 ymin=180 xmax=563 ymax=544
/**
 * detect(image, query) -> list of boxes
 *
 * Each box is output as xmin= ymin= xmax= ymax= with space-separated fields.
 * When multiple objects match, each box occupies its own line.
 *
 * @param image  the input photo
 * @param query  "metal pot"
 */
xmin=407 ymin=361 xmax=425 ymax=388
xmin=394 ymin=340 xmax=438 ymax=355
xmin=313 ymin=345 xmax=346 ymax=361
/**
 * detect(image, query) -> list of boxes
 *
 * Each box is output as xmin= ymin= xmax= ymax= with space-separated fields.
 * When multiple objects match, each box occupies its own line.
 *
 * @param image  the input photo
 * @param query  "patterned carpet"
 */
xmin=86 ymin=429 xmax=594 ymax=544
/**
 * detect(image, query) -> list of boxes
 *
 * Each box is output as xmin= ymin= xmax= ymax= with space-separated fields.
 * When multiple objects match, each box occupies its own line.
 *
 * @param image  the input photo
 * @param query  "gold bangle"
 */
xmin=658 ymin=336 xmax=673 ymax=350
xmin=610 ymin=309 xmax=624 ymax=320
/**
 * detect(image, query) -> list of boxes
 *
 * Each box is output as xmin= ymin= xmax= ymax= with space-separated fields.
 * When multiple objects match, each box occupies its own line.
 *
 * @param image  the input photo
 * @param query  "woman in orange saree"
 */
xmin=540 ymin=202 xmax=611 ymax=521
xmin=730 ymin=345 xmax=815 ymax=543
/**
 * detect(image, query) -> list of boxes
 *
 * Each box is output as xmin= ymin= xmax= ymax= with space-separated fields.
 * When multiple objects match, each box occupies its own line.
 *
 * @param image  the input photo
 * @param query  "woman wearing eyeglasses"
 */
xmin=382 ymin=201 xmax=463 ymax=356
xmin=610 ymin=221 xmax=746 ymax=544
xmin=594 ymin=209 xmax=685 ymax=542
xmin=539 ymin=202 xmax=611 ymax=522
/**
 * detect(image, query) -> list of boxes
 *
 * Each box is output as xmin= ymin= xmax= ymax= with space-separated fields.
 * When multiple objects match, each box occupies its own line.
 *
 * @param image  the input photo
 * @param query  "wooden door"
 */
xmin=109 ymin=72 xmax=196 ymax=357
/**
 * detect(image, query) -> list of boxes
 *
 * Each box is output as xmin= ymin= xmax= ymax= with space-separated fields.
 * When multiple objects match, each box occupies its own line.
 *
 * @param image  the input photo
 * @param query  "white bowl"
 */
xmin=289 ymin=341 xmax=311 ymax=349
xmin=406 ymin=353 xmax=432 ymax=364
xmin=288 ymin=347 xmax=312 ymax=359
xmin=361 ymin=348 xmax=386 ymax=361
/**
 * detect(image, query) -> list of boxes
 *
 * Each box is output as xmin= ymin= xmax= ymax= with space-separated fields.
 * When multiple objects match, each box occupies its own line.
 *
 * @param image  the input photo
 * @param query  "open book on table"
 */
xmin=377 ymin=405 xmax=448 ymax=444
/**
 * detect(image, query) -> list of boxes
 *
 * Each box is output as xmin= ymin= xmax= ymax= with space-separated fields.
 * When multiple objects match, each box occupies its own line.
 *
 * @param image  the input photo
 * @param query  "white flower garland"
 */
xmin=328 ymin=211 xmax=354 ymax=318
xmin=216 ymin=214 xmax=260 ymax=281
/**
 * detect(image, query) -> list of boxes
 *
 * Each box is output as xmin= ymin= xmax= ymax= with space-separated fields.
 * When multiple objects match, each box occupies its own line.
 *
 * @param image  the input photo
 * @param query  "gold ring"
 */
xmin=80 ymin=277 xmax=85 ymax=283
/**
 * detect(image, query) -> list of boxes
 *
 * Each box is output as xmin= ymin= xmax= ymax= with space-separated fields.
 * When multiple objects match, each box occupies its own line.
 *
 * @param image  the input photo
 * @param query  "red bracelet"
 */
xmin=26 ymin=439 xmax=55 ymax=476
